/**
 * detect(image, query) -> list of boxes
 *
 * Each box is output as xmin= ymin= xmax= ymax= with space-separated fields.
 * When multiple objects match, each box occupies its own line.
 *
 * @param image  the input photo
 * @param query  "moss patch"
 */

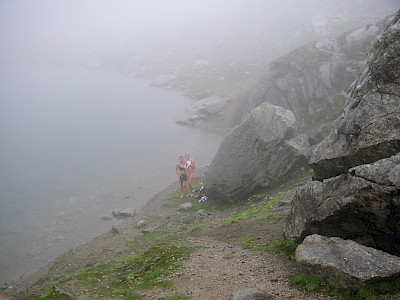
xmin=265 ymin=239 xmax=298 ymax=261
xmin=23 ymin=241 xmax=196 ymax=299
xmin=290 ymin=272 xmax=400 ymax=300
xmin=221 ymin=193 xmax=285 ymax=225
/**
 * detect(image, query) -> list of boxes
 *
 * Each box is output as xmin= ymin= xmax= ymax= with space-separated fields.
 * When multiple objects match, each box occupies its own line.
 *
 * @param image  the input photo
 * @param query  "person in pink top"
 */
xmin=184 ymin=153 xmax=196 ymax=197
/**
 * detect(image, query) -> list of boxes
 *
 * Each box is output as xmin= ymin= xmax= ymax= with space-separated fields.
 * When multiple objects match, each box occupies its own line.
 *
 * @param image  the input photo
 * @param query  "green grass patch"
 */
xmin=21 ymin=287 xmax=72 ymax=299
xmin=23 ymin=241 xmax=197 ymax=299
xmin=291 ymin=273 xmax=331 ymax=293
xmin=105 ymin=224 xmax=204 ymax=253
xmin=290 ymin=273 xmax=400 ymax=299
xmin=265 ymin=239 xmax=298 ymax=261
xmin=264 ymin=214 xmax=284 ymax=220
xmin=240 ymin=235 xmax=269 ymax=251
xmin=221 ymin=193 xmax=284 ymax=225
xmin=267 ymin=168 xmax=313 ymax=191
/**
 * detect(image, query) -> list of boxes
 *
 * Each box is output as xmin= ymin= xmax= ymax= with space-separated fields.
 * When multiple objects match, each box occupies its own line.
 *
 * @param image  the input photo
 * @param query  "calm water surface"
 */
xmin=0 ymin=67 xmax=222 ymax=284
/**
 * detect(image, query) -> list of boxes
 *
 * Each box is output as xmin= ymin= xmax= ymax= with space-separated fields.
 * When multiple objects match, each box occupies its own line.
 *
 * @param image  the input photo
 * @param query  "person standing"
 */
xmin=176 ymin=156 xmax=187 ymax=198
xmin=184 ymin=153 xmax=195 ymax=197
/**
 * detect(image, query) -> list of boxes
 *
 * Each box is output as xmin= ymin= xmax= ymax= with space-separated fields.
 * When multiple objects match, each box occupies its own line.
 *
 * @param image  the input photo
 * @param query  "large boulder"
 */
xmin=296 ymin=234 xmax=400 ymax=289
xmin=285 ymin=153 xmax=400 ymax=255
xmin=205 ymin=102 xmax=311 ymax=203
xmin=309 ymin=13 xmax=400 ymax=181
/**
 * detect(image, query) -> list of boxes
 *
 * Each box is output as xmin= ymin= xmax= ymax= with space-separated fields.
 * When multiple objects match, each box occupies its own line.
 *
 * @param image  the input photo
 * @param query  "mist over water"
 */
xmin=0 ymin=66 xmax=222 ymax=284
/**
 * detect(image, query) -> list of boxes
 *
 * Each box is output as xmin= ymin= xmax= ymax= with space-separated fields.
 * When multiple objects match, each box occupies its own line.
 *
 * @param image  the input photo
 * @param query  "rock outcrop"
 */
xmin=112 ymin=207 xmax=137 ymax=219
xmin=309 ymin=12 xmax=400 ymax=181
xmin=205 ymin=102 xmax=311 ymax=203
xmin=285 ymin=10 xmax=400 ymax=289
xmin=296 ymin=234 xmax=400 ymax=289
xmin=285 ymin=154 xmax=400 ymax=254
xmin=245 ymin=15 xmax=391 ymax=130
xmin=174 ymin=96 xmax=226 ymax=126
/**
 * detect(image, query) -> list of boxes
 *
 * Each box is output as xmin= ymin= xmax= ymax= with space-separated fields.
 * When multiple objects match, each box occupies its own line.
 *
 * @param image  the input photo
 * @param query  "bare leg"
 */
xmin=181 ymin=180 xmax=187 ymax=198
xmin=187 ymin=173 xmax=194 ymax=197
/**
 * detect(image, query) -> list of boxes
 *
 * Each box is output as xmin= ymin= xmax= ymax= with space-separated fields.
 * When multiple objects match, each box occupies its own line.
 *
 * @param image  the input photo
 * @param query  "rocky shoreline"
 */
xmin=0 ymin=169 xmax=319 ymax=299
xmin=2 ymin=167 xmax=398 ymax=299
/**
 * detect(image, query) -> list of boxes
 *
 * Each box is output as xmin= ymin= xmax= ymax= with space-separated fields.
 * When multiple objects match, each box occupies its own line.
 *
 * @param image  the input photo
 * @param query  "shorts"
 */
xmin=180 ymin=174 xmax=187 ymax=186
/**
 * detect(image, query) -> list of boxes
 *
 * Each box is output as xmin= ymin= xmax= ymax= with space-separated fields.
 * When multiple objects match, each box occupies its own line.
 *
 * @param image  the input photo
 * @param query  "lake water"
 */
xmin=0 ymin=67 xmax=222 ymax=284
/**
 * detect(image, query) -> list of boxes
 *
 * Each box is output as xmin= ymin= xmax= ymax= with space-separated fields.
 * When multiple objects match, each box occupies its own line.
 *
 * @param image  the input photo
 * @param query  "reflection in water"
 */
xmin=0 ymin=67 xmax=222 ymax=284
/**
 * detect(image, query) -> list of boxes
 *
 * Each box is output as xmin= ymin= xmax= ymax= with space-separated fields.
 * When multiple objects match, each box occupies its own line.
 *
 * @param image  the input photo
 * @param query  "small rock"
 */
xmin=112 ymin=225 xmax=123 ymax=234
xmin=136 ymin=220 xmax=148 ymax=228
xmin=228 ymin=288 xmax=273 ymax=300
xmin=112 ymin=207 xmax=136 ymax=219
xmin=102 ymin=215 xmax=113 ymax=220
xmin=179 ymin=203 xmax=193 ymax=210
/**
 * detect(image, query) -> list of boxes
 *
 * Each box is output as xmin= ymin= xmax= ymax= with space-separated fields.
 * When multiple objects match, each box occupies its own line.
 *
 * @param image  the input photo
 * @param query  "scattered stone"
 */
xmin=112 ymin=225 xmax=123 ymax=234
xmin=228 ymin=288 xmax=273 ymax=300
xmin=112 ymin=207 xmax=136 ymax=219
xmin=179 ymin=203 xmax=193 ymax=210
xmin=136 ymin=220 xmax=148 ymax=228
xmin=296 ymin=234 xmax=400 ymax=289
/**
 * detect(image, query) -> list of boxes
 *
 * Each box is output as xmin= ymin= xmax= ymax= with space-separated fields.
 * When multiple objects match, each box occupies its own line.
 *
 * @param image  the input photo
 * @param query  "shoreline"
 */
xmin=6 ymin=167 xmax=207 ymax=290
xmin=7 ymin=167 xmax=400 ymax=299
xmin=0 ymin=65 xmax=223 ymax=287
xmin=5 ymin=167 xmax=329 ymax=300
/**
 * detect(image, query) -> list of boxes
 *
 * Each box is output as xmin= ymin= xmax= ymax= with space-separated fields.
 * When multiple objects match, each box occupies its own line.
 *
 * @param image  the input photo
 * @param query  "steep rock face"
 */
xmin=204 ymin=103 xmax=310 ymax=203
xmin=286 ymin=11 xmax=400 ymax=260
xmin=309 ymin=13 xmax=400 ymax=181
xmin=245 ymin=16 xmax=391 ymax=129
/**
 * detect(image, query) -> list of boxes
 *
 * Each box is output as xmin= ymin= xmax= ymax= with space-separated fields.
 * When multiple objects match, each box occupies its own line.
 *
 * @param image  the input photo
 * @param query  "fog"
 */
xmin=1 ymin=0 xmax=398 ymax=67
xmin=0 ymin=0 xmax=399 ymax=285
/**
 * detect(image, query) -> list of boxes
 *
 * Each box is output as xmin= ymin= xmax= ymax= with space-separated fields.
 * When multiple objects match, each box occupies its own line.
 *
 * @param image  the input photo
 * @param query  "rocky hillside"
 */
xmin=198 ymin=9 xmax=400 ymax=296
xmin=173 ymin=12 xmax=397 ymax=133
xmin=245 ymin=13 xmax=394 ymax=131
xmin=285 ymin=9 xmax=400 ymax=289
xmin=204 ymin=11 xmax=398 ymax=204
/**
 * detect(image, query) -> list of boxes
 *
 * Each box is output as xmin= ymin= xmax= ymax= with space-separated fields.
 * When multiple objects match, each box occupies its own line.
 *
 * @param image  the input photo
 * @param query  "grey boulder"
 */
xmin=296 ymin=234 xmax=400 ymax=289
xmin=285 ymin=155 xmax=400 ymax=254
xmin=205 ymin=102 xmax=309 ymax=203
